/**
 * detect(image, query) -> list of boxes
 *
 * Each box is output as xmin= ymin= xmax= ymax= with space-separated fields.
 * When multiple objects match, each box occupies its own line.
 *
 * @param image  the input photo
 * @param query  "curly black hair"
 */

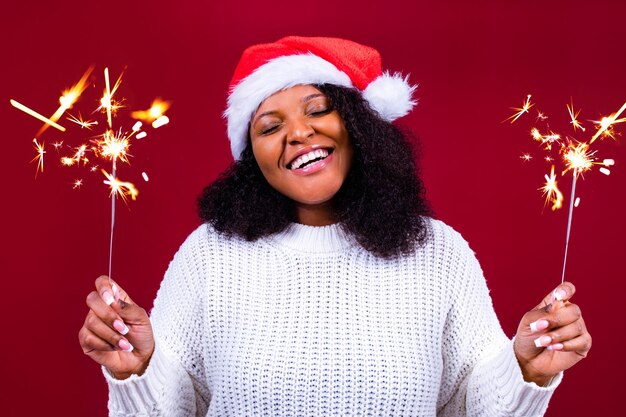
xmin=197 ymin=84 xmax=432 ymax=258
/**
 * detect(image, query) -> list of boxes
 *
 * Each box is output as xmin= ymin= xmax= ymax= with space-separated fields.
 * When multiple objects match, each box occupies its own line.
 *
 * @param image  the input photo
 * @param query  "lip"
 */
xmin=290 ymin=151 xmax=334 ymax=176
xmin=286 ymin=145 xmax=333 ymax=168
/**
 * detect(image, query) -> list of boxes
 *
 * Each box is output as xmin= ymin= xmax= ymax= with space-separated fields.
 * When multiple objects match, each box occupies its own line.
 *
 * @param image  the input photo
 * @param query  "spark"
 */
xmin=73 ymin=179 xmax=83 ymax=189
xmin=37 ymin=66 xmax=94 ymax=136
xmin=90 ymin=165 xmax=99 ymax=172
xmin=61 ymin=156 xmax=76 ymax=166
xmin=152 ymin=115 xmax=170 ymax=129
xmin=505 ymin=94 xmax=534 ymax=123
xmin=540 ymin=165 xmax=564 ymax=211
xmin=132 ymin=121 xmax=142 ymax=132
xmin=131 ymin=98 xmax=171 ymax=123
xmin=603 ymin=159 xmax=615 ymax=166
xmin=67 ymin=113 xmax=98 ymax=129
xmin=567 ymin=99 xmax=585 ymax=132
xmin=99 ymin=67 xmax=125 ymax=128
xmin=590 ymin=102 xmax=626 ymax=143
xmin=136 ymin=131 xmax=147 ymax=139
xmin=31 ymin=138 xmax=45 ymax=177
xmin=545 ymin=156 xmax=553 ymax=162
xmin=520 ymin=153 xmax=533 ymax=161
xmin=73 ymin=144 xmax=88 ymax=166
xmin=599 ymin=167 xmax=611 ymax=175
xmin=10 ymin=99 xmax=66 ymax=132
xmin=562 ymin=141 xmax=597 ymax=176
xmin=93 ymin=129 xmax=131 ymax=164
xmin=142 ymin=172 xmax=149 ymax=181
xmin=574 ymin=197 xmax=581 ymax=207
xmin=52 ymin=141 xmax=64 ymax=152
xmin=102 ymin=169 xmax=139 ymax=203
xmin=536 ymin=110 xmax=548 ymax=122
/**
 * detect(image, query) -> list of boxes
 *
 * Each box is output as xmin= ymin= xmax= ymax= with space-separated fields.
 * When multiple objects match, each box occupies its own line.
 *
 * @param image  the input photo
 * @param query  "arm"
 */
xmin=103 ymin=226 xmax=211 ymax=416
xmin=436 ymin=234 xmax=560 ymax=417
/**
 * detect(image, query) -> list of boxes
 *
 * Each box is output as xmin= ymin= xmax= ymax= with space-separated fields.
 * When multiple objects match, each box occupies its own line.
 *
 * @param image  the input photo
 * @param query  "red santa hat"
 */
xmin=225 ymin=36 xmax=417 ymax=159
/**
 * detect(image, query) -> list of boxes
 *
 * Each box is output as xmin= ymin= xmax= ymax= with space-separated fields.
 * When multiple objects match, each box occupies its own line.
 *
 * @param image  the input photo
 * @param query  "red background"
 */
xmin=2 ymin=1 xmax=624 ymax=415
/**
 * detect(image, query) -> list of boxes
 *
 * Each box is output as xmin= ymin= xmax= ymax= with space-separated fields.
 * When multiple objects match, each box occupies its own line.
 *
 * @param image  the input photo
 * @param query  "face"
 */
xmin=249 ymin=85 xmax=353 ymax=216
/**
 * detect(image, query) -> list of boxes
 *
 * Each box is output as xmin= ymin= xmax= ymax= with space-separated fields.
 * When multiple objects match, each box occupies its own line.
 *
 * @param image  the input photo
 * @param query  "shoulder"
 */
xmin=421 ymin=216 xmax=475 ymax=258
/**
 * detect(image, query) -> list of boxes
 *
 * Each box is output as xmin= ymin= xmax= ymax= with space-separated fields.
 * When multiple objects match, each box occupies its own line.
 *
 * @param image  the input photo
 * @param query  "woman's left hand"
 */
xmin=513 ymin=281 xmax=592 ymax=386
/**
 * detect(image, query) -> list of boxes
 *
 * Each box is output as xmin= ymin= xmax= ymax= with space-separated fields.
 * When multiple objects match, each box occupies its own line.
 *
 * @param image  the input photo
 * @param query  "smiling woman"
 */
xmin=79 ymin=36 xmax=591 ymax=417
xmin=198 ymin=81 xmax=430 ymax=256
xmin=250 ymin=85 xmax=353 ymax=224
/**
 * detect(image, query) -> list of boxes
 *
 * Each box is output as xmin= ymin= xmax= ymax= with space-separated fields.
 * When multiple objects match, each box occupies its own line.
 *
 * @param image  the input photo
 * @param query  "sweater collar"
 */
xmin=270 ymin=222 xmax=354 ymax=254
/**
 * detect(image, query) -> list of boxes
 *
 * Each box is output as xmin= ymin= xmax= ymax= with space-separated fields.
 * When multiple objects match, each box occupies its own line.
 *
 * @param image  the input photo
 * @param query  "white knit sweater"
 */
xmin=104 ymin=218 xmax=561 ymax=416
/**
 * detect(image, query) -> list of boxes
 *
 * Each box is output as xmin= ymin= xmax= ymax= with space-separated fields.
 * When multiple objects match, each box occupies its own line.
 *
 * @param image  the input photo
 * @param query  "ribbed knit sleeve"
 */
xmin=104 ymin=225 xmax=211 ymax=416
xmin=433 ymin=222 xmax=560 ymax=417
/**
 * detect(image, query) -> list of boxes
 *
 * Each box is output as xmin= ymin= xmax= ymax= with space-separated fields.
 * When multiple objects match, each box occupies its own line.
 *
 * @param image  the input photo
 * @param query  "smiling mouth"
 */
xmin=288 ymin=148 xmax=334 ymax=170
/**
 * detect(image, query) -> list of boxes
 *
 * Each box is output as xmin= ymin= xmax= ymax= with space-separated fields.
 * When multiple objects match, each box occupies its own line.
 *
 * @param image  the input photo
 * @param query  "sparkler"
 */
xmin=11 ymin=65 xmax=170 ymax=281
xmin=508 ymin=95 xmax=622 ymax=285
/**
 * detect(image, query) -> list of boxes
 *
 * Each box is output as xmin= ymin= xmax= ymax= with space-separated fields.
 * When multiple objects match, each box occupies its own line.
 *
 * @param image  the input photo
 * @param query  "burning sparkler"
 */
xmin=11 ymin=65 xmax=170 ymax=280
xmin=508 ymin=94 xmax=622 ymax=285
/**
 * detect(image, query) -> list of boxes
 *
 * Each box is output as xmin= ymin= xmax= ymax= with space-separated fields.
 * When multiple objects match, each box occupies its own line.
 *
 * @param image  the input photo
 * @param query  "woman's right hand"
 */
xmin=79 ymin=275 xmax=155 ymax=380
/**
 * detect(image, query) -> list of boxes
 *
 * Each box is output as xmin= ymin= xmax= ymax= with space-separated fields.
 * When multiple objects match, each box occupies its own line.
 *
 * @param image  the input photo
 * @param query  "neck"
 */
xmin=296 ymin=201 xmax=336 ymax=226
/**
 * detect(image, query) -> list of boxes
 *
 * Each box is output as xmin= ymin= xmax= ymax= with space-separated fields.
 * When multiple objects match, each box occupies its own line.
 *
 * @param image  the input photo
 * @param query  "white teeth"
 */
xmin=290 ymin=149 xmax=329 ymax=170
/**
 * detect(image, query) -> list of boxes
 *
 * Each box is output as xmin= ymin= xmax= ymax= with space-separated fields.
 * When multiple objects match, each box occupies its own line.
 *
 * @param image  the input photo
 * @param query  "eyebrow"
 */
xmin=252 ymin=93 xmax=326 ymax=124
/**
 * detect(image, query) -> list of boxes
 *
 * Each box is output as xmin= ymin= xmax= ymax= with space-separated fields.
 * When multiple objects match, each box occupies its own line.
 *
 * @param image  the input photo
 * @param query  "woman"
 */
xmin=79 ymin=36 xmax=591 ymax=416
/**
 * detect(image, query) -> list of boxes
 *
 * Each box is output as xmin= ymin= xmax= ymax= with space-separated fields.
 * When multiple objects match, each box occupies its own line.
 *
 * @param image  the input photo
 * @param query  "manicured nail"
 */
xmin=553 ymin=288 xmax=567 ymax=301
xmin=547 ymin=343 xmax=564 ymax=351
xmin=113 ymin=319 xmax=129 ymax=335
xmin=530 ymin=319 xmax=549 ymax=333
xmin=534 ymin=335 xmax=552 ymax=348
xmin=102 ymin=290 xmax=115 ymax=306
xmin=118 ymin=339 xmax=134 ymax=352
xmin=111 ymin=282 xmax=120 ymax=301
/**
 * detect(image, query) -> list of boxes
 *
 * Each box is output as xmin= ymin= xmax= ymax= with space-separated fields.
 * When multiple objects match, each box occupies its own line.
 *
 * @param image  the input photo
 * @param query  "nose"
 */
xmin=286 ymin=116 xmax=314 ymax=144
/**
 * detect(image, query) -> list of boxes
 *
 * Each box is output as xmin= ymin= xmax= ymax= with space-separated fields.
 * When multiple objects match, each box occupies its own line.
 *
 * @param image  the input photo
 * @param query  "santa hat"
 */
xmin=224 ymin=36 xmax=417 ymax=159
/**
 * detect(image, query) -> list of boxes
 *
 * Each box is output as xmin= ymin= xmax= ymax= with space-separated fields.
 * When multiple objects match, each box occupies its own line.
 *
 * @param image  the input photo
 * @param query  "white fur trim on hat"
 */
xmin=363 ymin=72 xmax=417 ymax=121
xmin=224 ymin=54 xmax=353 ymax=159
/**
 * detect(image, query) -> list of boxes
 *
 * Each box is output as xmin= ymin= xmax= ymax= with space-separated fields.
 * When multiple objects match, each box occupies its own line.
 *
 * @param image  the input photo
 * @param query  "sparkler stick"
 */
xmin=10 ymin=100 xmax=66 ymax=132
xmin=560 ymin=173 xmax=578 ymax=284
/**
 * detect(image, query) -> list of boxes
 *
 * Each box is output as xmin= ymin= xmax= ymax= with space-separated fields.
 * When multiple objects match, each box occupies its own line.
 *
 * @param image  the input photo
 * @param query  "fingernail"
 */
xmin=102 ymin=290 xmax=115 ymax=306
xmin=554 ymin=289 xmax=567 ymax=301
xmin=547 ymin=343 xmax=564 ymax=351
xmin=118 ymin=339 xmax=134 ymax=352
xmin=113 ymin=319 xmax=129 ymax=335
xmin=111 ymin=282 xmax=120 ymax=301
xmin=530 ymin=319 xmax=549 ymax=332
xmin=534 ymin=335 xmax=552 ymax=348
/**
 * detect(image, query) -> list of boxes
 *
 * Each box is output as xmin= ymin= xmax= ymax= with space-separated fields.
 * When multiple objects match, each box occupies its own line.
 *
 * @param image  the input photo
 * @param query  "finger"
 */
xmin=553 ymin=332 xmax=592 ymax=356
xmin=86 ymin=290 xmax=125 ymax=328
xmin=110 ymin=298 xmax=149 ymax=329
xmin=549 ymin=302 xmax=582 ymax=329
xmin=94 ymin=275 xmax=134 ymax=306
xmin=79 ymin=325 xmax=115 ymax=354
xmin=534 ymin=281 xmax=576 ymax=310
xmin=534 ymin=317 xmax=587 ymax=349
xmin=84 ymin=310 xmax=134 ymax=352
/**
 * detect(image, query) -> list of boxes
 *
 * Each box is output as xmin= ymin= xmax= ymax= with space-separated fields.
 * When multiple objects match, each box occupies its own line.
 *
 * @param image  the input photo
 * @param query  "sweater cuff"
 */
xmin=484 ymin=340 xmax=562 ymax=416
xmin=102 ymin=344 xmax=171 ymax=415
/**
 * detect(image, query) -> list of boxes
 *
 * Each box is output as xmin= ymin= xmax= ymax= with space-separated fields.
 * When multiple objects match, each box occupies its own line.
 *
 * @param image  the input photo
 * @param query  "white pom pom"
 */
xmin=362 ymin=72 xmax=417 ymax=121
